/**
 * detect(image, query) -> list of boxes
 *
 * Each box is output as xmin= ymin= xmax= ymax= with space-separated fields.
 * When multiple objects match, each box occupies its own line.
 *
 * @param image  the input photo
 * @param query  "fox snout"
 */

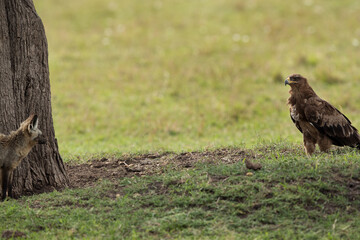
xmin=36 ymin=135 xmax=47 ymax=144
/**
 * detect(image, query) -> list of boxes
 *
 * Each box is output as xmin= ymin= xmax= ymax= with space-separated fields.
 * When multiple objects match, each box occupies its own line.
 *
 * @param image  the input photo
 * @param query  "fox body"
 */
xmin=0 ymin=115 xmax=46 ymax=201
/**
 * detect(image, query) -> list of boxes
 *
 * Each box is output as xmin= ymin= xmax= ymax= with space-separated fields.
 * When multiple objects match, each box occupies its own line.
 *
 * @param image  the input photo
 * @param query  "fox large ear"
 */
xmin=29 ymin=115 xmax=39 ymax=131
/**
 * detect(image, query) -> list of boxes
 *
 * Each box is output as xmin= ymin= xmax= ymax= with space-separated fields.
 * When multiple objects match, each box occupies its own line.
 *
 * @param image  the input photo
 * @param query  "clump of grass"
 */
xmin=297 ymin=55 xmax=318 ymax=68
xmin=315 ymin=69 xmax=344 ymax=85
xmin=271 ymin=71 xmax=284 ymax=84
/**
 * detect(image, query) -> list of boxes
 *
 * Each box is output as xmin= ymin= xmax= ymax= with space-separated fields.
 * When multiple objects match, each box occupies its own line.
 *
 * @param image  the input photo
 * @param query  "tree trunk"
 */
xmin=0 ymin=0 xmax=69 ymax=197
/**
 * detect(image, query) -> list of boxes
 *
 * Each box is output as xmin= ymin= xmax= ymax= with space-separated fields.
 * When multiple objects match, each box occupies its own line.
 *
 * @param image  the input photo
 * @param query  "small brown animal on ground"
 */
xmin=245 ymin=159 xmax=262 ymax=170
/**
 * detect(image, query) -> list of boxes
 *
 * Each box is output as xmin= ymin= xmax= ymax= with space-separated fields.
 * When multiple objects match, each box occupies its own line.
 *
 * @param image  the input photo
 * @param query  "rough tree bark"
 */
xmin=0 ymin=0 xmax=68 ymax=197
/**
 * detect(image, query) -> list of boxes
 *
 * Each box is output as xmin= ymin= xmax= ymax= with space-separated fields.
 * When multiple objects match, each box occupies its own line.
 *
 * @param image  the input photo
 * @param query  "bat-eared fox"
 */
xmin=0 ymin=114 xmax=46 ymax=201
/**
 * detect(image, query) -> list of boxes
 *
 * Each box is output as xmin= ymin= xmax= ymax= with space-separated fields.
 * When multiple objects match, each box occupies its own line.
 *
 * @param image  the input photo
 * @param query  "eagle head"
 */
xmin=285 ymin=74 xmax=316 ymax=99
xmin=284 ymin=74 xmax=307 ymax=87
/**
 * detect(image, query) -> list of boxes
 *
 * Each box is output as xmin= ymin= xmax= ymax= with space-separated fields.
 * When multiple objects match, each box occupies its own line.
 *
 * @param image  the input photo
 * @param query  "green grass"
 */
xmin=1 ymin=145 xmax=360 ymax=239
xmin=13 ymin=1 xmax=360 ymax=238
xmin=33 ymin=0 xmax=360 ymax=160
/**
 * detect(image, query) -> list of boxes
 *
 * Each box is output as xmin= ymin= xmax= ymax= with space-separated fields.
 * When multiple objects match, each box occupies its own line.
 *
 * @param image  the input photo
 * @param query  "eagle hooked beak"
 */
xmin=284 ymin=77 xmax=290 ymax=86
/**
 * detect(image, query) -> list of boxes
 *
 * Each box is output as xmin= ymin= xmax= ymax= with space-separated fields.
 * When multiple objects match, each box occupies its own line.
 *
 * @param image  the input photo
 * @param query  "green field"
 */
xmin=2 ymin=146 xmax=360 ymax=239
xmin=35 ymin=0 xmax=360 ymax=160
xmin=1 ymin=0 xmax=360 ymax=239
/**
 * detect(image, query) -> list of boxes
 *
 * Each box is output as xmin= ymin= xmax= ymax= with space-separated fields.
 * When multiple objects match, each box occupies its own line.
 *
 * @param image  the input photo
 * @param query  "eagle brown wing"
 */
xmin=289 ymin=105 xmax=303 ymax=133
xmin=304 ymin=97 xmax=360 ymax=147
xmin=290 ymin=114 xmax=302 ymax=133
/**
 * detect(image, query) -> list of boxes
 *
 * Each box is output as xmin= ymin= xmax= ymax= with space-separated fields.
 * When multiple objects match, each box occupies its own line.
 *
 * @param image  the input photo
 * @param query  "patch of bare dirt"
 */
xmin=1 ymin=230 xmax=26 ymax=239
xmin=66 ymin=149 xmax=253 ymax=188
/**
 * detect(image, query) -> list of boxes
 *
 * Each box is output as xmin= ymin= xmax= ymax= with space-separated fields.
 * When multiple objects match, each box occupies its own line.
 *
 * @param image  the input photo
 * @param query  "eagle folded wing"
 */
xmin=304 ymin=98 xmax=360 ymax=147
xmin=290 ymin=115 xmax=302 ymax=133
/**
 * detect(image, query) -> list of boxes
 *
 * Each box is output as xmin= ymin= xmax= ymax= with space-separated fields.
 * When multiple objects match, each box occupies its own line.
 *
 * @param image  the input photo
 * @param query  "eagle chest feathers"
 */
xmin=292 ymin=99 xmax=319 ymax=122
xmin=290 ymin=100 xmax=319 ymax=135
xmin=290 ymin=104 xmax=301 ymax=121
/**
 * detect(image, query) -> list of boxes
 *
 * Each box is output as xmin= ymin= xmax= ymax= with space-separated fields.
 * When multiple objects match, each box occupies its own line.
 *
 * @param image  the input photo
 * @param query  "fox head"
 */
xmin=21 ymin=114 xmax=47 ymax=145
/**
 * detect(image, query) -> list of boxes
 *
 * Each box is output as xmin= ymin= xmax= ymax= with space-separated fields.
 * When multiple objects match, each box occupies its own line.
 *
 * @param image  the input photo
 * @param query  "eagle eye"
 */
xmin=292 ymin=75 xmax=302 ymax=81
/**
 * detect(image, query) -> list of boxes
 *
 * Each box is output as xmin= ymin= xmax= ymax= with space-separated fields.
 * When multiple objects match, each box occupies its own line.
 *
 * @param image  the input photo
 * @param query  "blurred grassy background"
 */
xmin=34 ymin=0 xmax=360 ymax=160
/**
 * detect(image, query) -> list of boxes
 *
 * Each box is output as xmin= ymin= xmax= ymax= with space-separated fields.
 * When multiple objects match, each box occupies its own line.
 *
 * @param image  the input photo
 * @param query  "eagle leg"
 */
xmin=317 ymin=135 xmax=332 ymax=153
xmin=303 ymin=132 xmax=316 ymax=156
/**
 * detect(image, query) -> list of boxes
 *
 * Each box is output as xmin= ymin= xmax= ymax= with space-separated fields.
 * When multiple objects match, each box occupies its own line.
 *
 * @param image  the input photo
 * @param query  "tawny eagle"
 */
xmin=285 ymin=74 xmax=360 ymax=155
